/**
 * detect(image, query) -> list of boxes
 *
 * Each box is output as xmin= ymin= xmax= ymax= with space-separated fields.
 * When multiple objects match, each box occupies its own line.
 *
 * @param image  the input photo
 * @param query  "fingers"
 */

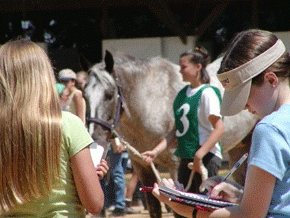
xmin=141 ymin=151 xmax=156 ymax=158
xmin=152 ymin=182 xmax=160 ymax=199
xmin=152 ymin=182 xmax=170 ymax=203
xmin=161 ymin=178 xmax=172 ymax=187
xmin=201 ymin=175 xmax=223 ymax=193
xmin=142 ymin=156 xmax=153 ymax=165
xmin=210 ymin=181 xmax=240 ymax=203
xmin=116 ymin=144 xmax=126 ymax=153
xmin=98 ymin=159 xmax=109 ymax=170
xmin=96 ymin=159 xmax=109 ymax=179
xmin=141 ymin=151 xmax=151 ymax=156
xmin=210 ymin=182 xmax=227 ymax=199
xmin=141 ymin=151 xmax=156 ymax=165
xmin=168 ymin=178 xmax=175 ymax=186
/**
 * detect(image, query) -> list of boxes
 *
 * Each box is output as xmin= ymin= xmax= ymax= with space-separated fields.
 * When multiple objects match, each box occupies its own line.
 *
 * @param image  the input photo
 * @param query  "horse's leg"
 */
xmin=132 ymin=160 xmax=162 ymax=218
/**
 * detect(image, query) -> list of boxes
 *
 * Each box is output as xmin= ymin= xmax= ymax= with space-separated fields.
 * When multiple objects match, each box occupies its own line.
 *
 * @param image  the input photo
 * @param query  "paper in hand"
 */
xmin=90 ymin=142 xmax=104 ymax=167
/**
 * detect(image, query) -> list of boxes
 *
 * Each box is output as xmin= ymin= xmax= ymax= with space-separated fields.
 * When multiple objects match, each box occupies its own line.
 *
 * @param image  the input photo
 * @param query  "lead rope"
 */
xmin=111 ymin=129 xmax=162 ymax=183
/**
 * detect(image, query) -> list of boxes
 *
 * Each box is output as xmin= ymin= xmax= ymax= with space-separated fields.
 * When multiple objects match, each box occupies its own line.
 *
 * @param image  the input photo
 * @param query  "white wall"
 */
xmin=274 ymin=32 xmax=290 ymax=51
xmin=102 ymin=36 xmax=196 ymax=64
xmin=161 ymin=36 xmax=196 ymax=64
xmin=103 ymin=32 xmax=290 ymax=64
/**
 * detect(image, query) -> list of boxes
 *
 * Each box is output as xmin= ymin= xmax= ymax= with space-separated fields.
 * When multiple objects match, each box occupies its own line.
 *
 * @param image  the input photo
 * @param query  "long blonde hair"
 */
xmin=0 ymin=39 xmax=62 ymax=212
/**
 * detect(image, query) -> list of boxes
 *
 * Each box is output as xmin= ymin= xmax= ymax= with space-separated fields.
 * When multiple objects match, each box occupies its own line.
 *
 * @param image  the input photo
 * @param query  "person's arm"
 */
xmin=152 ymin=179 xmax=196 ymax=218
xmin=203 ymin=176 xmax=244 ymax=204
xmin=73 ymin=91 xmax=85 ymax=123
xmin=141 ymin=128 xmax=177 ymax=165
xmin=71 ymin=146 xmax=105 ymax=215
xmin=197 ymin=165 xmax=275 ymax=218
xmin=193 ymin=115 xmax=224 ymax=174
xmin=153 ymin=166 xmax=275 ymax=218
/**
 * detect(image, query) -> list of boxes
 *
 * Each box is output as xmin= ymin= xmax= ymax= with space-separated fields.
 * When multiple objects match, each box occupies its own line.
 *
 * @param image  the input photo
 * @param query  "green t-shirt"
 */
xmin=174 ymin=85 xmax=221 ymax=159
xmin=3 ymin=111 xmax=94 ymax=217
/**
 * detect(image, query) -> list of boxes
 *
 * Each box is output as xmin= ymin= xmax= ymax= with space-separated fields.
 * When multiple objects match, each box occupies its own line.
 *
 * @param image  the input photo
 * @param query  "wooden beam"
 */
xmin=192 ymin=0 xmax=202 ymax=29
xmin=251 ymin=0 xmax=259 ymax=28
xmin=101 ymin=6 xmax=110 ymax=39
xmin=195 ymin=1 xmax=230 ymax=40
xmin=147 ymin=0 xmax=188 ymax=44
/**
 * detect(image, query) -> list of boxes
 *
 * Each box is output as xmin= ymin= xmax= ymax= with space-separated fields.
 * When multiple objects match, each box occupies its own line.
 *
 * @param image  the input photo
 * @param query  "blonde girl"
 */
xmin=0 ymin=39 xmax=108 ymax=217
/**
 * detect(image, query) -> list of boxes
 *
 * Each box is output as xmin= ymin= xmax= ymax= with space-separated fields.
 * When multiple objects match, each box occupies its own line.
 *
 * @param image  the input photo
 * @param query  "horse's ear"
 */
xmin=79 ymin=52 xmax=92 ymax=73
xmin=105 ymin=50 xmax=114 ymax=74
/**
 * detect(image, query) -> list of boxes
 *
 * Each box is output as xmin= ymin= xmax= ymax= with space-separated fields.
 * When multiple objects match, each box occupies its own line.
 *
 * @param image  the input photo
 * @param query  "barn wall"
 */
xmin=102 ymin=32 xmax=290 ymax=64
xmin=274 ymin=32 xmax=290 ymax=51
xmin=102 ymin=36 xmax=196 ymax=64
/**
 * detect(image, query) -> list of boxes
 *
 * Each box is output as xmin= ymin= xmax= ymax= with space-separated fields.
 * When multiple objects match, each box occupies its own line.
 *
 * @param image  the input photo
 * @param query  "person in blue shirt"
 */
xmin=152 ymin=29 xmax=290 ymax=218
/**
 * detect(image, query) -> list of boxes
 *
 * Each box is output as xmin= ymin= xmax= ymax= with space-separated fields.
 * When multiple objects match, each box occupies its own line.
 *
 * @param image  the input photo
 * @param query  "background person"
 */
xmin=77 ymin=70 xmax=89 ymax=91
xmin=56 ymin=83 xmax=70 ymax=110
xmin=95 ymin=140 xmax=129 ymax=217
xmin=142 ymin=47 xmax=224 ymax=218
xmin=124 ymin=167 xmax=142 ymax=214
xmin=0 ymin=39 xmax=109 ymax=217
xmin=59 ymin=68 xmax=86 ymax=124
xmin=152 ymin=29 xmax=290 ymax=218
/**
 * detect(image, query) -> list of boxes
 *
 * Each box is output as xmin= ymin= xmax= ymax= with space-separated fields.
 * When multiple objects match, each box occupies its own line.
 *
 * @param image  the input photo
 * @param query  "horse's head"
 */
xmin=85 ymin=51 xmax=120 ymax=147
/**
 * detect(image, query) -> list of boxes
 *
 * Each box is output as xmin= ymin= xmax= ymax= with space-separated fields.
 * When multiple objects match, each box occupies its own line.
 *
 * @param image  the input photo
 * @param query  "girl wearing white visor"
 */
xmin=151 ymin=29 xmax=290 ymax=217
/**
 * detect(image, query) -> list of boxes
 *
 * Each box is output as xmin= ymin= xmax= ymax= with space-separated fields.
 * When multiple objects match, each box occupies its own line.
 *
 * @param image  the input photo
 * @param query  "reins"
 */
xmin=86 ymin=69 xmax=124 ymax=133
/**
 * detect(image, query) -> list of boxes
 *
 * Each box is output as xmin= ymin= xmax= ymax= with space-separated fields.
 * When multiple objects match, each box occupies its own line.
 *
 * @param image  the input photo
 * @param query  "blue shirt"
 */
xmin=249 ymin=104 xmax=290 ymax=217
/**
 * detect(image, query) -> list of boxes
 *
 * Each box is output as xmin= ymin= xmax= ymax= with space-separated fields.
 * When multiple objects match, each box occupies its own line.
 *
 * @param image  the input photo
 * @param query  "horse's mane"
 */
xmin=89 ymin=52 xmax=182 ymax=91
xmin=89 ymin=62 xmax=116 ymax=88
xmin=114 ymin=53 xmax=180 ymax=77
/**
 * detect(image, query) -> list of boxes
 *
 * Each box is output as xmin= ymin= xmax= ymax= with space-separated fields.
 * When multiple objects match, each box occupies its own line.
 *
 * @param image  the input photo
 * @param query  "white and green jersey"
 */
xmin=173 ymin=84 xmax=222 ymax=159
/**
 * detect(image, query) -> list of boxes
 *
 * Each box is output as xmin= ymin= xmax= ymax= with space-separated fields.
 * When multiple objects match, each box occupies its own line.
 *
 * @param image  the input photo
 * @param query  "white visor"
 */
xmin=217 ymin=39 xmax=286 ymax=116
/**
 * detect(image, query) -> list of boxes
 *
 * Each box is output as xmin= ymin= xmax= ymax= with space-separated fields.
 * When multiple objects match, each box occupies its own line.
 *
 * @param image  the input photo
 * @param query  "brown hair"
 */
xmin=218 ymin=29 xmax=290 ymax=86
xmin=0 ymin=39 xmax=62 ymax=212
xmin=180 ymin=46 xmax=211 ymax=84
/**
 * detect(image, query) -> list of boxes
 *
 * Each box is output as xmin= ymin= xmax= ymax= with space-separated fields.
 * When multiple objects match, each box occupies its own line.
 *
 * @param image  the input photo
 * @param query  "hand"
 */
xmin=202 ymin=176 xmax=244 ymax=204
xmin=111 ymin=137 xmax=126 ymax=154
xmin=193 ymin=155 xmax=203 ymax=175
xmin=187 ymin=161 xmax=208 ymax=192
xmin=116 ymin=142 xmax=126 ymax=153
xmin=96 ymin=159 xmax=109 ymax=179
xmin=152 ymin=178 xmax=175 ymax=204
xmin=141 ymin=150 xmax=157 ymax=166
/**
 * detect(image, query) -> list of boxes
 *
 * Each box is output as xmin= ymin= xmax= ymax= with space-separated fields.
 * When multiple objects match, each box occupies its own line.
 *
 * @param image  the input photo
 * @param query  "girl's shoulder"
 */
xmin=201 ymin=85 xmax=222 ymax=103
xmin=71 ymin=89 xmax=83 ymax=99
xmin=62 ymin=111 xmax=83 ymax=126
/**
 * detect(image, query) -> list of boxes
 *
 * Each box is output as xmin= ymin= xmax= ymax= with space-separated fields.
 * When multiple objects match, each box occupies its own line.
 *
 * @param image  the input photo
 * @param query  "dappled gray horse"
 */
xmin=84 ymin=51 xmax=258 ymax=218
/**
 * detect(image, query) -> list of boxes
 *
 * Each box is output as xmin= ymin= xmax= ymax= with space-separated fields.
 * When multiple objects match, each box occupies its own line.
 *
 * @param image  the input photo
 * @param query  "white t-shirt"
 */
xmin=186 ymin=84 xmax=222 ymax=159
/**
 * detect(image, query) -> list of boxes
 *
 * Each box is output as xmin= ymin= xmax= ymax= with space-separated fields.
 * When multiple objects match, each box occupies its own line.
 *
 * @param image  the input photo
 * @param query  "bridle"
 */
xmin=86 ymin=68 xmax=162 ymax=183
xmin=86 ymin=69 xmax=125 ymax=137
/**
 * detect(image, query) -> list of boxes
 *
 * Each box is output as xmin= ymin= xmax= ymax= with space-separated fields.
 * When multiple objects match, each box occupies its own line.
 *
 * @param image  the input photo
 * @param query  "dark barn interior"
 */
xmin=0 ymin=0 xmax=289 ymax=71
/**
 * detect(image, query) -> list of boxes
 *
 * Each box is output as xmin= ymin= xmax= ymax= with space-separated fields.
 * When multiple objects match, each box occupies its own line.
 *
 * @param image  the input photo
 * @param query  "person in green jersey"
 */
xmin=142 ymin=47 xmax=224 ymax=217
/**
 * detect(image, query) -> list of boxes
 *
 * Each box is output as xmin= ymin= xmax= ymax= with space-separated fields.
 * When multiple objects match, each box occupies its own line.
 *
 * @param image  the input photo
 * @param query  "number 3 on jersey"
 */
xmin=176 ymin=103 xmax=190 ymax=137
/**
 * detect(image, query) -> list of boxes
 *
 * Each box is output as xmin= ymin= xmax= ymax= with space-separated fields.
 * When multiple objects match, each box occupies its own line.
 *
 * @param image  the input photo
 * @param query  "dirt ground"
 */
xmin=86 ymin=172 xmax=175 ymax=218
xmin=86 ymin=203 xmax=175 ymax=218
xmin=86 ymin=164 xmax=230 ymax=218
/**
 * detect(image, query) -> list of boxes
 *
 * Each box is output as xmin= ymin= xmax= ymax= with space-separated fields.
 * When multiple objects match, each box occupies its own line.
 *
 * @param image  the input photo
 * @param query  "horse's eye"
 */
xmin=104 ymin=89 xmax=114 ymax=100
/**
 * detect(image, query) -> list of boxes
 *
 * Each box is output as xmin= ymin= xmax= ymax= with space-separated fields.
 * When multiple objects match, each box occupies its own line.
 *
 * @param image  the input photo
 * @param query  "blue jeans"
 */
xmin=101 ymin=149 xmax=128 ymax=210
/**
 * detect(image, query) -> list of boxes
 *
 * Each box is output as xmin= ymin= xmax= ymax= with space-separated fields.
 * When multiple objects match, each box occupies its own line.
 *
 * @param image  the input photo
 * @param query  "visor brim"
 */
xmin=221 ymin=80 xmax=252 ymax=116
